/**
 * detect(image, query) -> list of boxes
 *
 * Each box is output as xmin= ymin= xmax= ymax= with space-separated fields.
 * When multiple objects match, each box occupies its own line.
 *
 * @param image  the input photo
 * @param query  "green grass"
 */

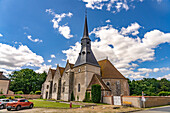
xmin=29 ymin=99 xmax=80 ymax=108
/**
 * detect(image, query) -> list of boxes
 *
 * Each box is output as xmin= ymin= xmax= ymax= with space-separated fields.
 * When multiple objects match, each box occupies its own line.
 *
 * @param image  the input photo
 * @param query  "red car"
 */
xmin=6 ymin=99 xmax=33 ymax=111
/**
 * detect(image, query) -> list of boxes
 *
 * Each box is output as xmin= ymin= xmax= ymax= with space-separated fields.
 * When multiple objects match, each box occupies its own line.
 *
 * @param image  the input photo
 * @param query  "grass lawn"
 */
xmin=29 ymin=99 xmax=80 ymax=108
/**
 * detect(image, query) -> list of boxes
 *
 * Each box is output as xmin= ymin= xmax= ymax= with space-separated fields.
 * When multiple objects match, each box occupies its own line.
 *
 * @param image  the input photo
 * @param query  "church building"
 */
xmin=41 ymin=15 xmax=130 ymax=101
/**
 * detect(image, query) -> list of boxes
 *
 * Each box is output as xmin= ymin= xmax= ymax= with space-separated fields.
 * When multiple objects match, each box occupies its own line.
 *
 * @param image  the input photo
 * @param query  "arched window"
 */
xmin=78 ymin=84 xmax=80 ymax=92
xmin=53 ymin=83 xmax=56 ymax=92
xmin=47 ymin=85 xmax=49 ymax=89
xmin=63 ymin=82 xmax=65 ymax=92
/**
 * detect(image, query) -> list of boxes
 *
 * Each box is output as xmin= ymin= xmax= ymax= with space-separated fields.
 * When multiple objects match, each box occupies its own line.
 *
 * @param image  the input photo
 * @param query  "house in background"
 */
xmin=0 ymin=71 xmax=10 ymax=94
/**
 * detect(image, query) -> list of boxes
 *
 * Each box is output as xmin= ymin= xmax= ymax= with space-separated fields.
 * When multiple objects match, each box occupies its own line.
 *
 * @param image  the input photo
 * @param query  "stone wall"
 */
xmin=0 ymin=94 xmax=41 ymax=99
xmin=103 ymin=96 xmax=170 ymax=108
xmin=103 ymin=96 xmax=113 ymax=104
xmin=123 ymin=96 xmax=170 ymax=108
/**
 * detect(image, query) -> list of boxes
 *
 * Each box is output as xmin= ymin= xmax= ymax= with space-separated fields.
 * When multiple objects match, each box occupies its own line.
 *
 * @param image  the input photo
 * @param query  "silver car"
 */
xmin=0 ymin=99 xmax=11 ymax=109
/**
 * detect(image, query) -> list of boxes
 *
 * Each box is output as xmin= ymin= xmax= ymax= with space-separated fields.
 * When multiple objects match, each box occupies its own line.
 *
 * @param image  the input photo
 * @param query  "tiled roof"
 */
xmin=59 ymin=67 xmax=65 ymax=76
xmin=98 ymin=59 xmax=126 ymax=79
xmin=0 ymin=74 xmax=9 ymax=80
xmin=69 ymin=63 xmax=74 ymax=69
xmin=87 ymin=74 xmax=111 ymax=91
xmin=50 ymin=69 xmax=56 ymax=79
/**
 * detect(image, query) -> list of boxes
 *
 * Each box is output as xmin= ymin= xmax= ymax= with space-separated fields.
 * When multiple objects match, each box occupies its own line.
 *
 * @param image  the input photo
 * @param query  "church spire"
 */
xmin=74 ymin=12 xmax=100 ymax=68
xmin=82 ymin=10 xmax=90 ymax=40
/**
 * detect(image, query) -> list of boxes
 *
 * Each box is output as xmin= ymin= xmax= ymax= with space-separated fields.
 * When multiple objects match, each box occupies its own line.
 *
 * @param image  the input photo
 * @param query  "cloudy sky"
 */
xmin=0 ymin=0 xmax=170 ymax=80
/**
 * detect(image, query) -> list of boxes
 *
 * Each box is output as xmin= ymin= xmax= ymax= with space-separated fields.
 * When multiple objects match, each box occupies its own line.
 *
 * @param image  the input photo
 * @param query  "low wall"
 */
xmin=122 ymin=96 xmax=170 ymax=108
xmin=103 ymin=96 xmax=170 ymax=108
xmin=103 ymin=96 xmax=113 ymax=105
xmin=0 ymin=94 xmax=41 ymax=99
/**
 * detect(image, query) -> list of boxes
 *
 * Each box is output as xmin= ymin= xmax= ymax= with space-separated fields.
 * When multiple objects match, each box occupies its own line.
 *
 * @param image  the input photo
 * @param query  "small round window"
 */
xmin=106 ymin=82 xmax=110 ymax=86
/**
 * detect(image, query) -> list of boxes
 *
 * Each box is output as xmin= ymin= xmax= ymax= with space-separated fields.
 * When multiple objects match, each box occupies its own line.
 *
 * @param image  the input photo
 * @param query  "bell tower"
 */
xmin=73 ymin=14 xmax=100 ymax=101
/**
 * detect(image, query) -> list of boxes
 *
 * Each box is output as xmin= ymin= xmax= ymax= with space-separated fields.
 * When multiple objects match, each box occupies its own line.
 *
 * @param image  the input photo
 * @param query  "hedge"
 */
xmin=15 ymin=91 xmax=24 ymax=94
xmin=35 ymin=91 xmax=41 ymax=95
xmin=91 ymin=84 xmax=101 ymax=103
xmin=158 ymin=91 xmax=170 ymax=96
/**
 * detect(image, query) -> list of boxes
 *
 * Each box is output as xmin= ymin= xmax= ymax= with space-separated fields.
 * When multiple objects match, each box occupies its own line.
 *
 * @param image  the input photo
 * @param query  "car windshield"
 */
xmin=11 ymin=100 xmax=18 ymax=102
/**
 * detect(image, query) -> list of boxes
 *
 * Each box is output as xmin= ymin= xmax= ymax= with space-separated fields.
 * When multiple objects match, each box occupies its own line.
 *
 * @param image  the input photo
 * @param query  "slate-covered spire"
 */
xmin=82 ymin=15 xmax=89 ymax=39
xmin=74 ymin=13 xmax=100 ymax=68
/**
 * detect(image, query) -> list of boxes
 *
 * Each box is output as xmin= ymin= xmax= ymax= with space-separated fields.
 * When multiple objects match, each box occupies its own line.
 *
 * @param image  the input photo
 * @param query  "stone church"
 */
xmin=41 ymin=15 xmax=129 ymax=101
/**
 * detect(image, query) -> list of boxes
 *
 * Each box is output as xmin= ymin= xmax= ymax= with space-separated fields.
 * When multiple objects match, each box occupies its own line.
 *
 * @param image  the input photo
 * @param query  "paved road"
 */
xmin=134 ymin=106 xmax=170 ymax=113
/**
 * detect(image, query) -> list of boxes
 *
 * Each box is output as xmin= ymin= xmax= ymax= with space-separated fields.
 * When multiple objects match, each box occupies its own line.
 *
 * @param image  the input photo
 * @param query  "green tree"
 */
xmin=129 ymin=78 xmax=170 ymax=96
xmin=91 ymin=84 xmax=101 ymax=103
xmin=9 ymin=69 xmax=47 ymax=94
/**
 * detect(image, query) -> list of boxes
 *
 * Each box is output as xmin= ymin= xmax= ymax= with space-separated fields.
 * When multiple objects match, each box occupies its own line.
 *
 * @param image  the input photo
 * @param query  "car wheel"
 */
xmin=29 ymin=104 xmax=33 ymax=109
xmin=7 ymin=108 xmax=11 ymax=111
xmin=16 ymin=105 xmax=21 ymax=111
xmin=0 ymin=105 xmax=4 ymax=109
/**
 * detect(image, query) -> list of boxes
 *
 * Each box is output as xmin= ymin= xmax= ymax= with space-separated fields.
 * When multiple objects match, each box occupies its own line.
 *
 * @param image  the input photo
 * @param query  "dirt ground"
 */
xmin=0 ymin=105 xmax=142 ymax=113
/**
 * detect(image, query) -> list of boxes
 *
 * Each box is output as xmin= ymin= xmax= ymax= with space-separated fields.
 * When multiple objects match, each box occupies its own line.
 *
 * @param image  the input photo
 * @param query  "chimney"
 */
xmin=0 ymin=71 xmax=3 ymax=76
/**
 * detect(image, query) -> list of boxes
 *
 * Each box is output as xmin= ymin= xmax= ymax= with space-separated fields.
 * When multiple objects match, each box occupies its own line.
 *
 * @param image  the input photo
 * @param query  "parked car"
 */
xmin=6 ymin=99 xmax=33 ymax=111
xmin=0 ymin=99 xmax=11 ymax=109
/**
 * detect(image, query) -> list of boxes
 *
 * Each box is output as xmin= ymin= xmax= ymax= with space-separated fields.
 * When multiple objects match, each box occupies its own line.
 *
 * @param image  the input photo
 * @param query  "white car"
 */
xmin=0 ymin=99 xmax=11 ymax=109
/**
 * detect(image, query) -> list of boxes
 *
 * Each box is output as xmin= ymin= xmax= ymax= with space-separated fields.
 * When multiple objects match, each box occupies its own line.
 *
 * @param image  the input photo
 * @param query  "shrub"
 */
xmin=71 ymin=91 xmax=75 ymax=101
xmin=30 ymin=91 xmax=34 ymax=95
xmin=158 ymin=91 xmax=170 ymax=96
xmin=0 ymin=95 xmax=6 ymax=99
xmin=83 ymin=91 xmax=90 ymax=102
xmin=91 ymin=84 xmax=101 ymax=103
xmin=77 ymin=96 xmax=79 ymax=101
xmin=15 ymin=91 xmax=24 ymax=94
xmin=35 ymin=91 xmax=41 ymax=95
xmin=0 ymin=89 xmax=3 ymax=94
xmin=15 ymin=95 xmax=23 ymax=98
xmin=9 ymin=96 xmax=15 ymax=99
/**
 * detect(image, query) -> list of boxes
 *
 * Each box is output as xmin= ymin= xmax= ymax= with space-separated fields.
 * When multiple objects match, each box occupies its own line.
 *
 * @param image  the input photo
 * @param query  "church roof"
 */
xmin=59 ymin=67 xmax=65 ymax=76
xmin=0 ymin=74 xmax=9 ymax=80
xmin=49 ymin=69 xmax=56 ymax=79
xmin=87 ymin=74 xmax=110 ymax=91
xmin=74 ymin=15 xmax=100 ymax=68
xmin=98 ymin=59 xmax=126 ymax=79
xmin=69 ymin=63 xmax=74 ymax=69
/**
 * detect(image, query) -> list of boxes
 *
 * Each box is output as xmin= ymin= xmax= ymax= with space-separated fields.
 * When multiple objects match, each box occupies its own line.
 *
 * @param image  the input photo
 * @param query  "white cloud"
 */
xmin=138 ymin=68 xmax=152 ymax=73
xmin=106 ymin=19 xmax=111 ymax=23
xmin=153 ymin=68 xmax=159 ymax=72
xmin=0 ymin=43 xmax=44 ymax=70
xmin=27 ymin=35 xmax=43 ymax=43
xmin=63 ymin=22 xmax=170 ymax=79
xmin=121 ymin=22 xmax=141 ymax=36
xmin=0 ymin=33 xmax=3 ymax=37
xmin=59 ymin=25 xmax=73 ymax=39
xmin=51 ymin=54 xmax=56 ymax=58
xmin=48 ymin=60 xmax=52 ymax=63
xmin=46 ymin=9 xmax=73 ymax=39
xmin=82 ymin=0 xmax=143 ymax=13
xmin=35 ymin=64 xmax=52 ymax=73
xmin=157 ymin=74 xmax=170 ymax=80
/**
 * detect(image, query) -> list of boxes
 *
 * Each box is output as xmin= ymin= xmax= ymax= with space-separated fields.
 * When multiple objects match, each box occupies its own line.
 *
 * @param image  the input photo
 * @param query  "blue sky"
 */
xmin=0 ymin=0 xmax=170 ymax=80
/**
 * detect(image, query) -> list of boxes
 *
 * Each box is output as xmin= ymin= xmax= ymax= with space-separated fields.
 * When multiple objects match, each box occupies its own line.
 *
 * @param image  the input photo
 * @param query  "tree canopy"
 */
xmin=128 ymin=78 xmax=170 ymax=96
xmin=9 ymin=69 xmax=47 ymax=94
